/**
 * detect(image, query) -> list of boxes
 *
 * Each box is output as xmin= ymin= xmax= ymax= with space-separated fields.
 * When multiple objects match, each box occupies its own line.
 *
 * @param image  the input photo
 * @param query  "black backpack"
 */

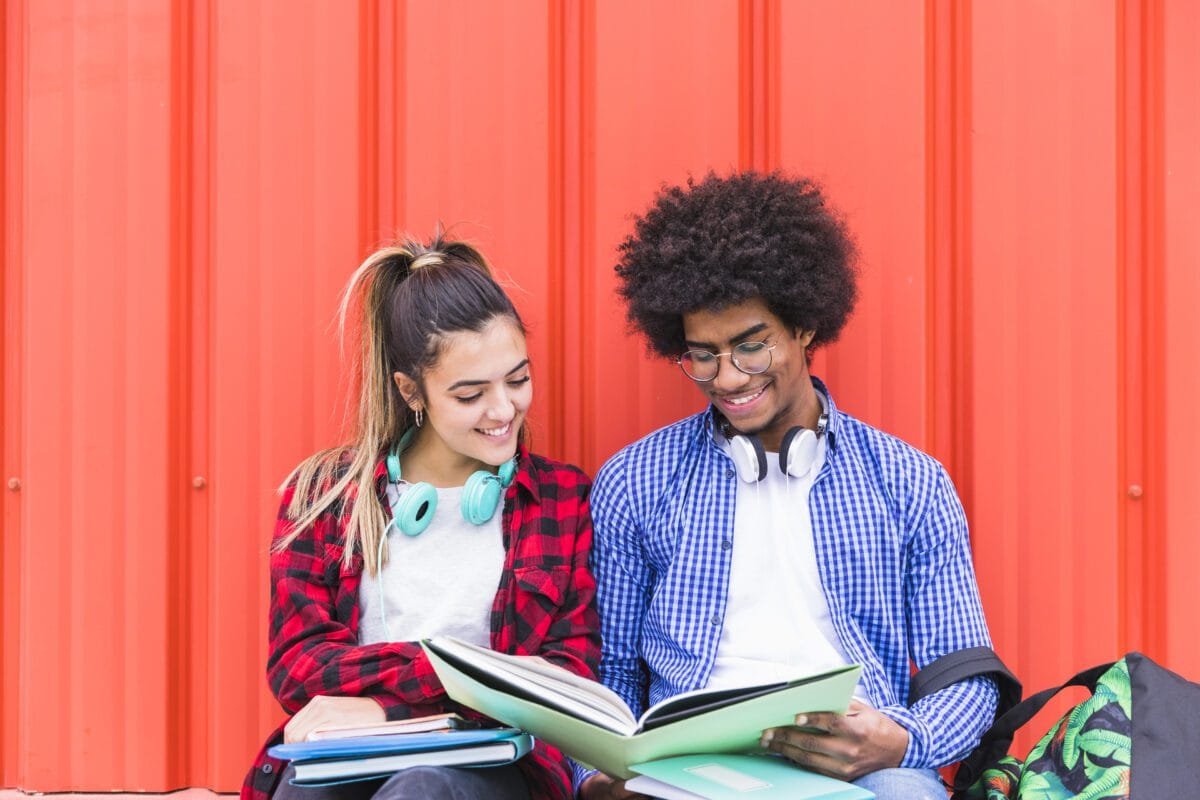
xmin=950 ymin=652 xmax=1200 ymax=799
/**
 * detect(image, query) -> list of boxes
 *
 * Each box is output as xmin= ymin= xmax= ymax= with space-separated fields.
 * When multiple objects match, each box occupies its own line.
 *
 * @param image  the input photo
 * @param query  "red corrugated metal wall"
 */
xmin=2 ymin=0 xmax=1197 ymax=791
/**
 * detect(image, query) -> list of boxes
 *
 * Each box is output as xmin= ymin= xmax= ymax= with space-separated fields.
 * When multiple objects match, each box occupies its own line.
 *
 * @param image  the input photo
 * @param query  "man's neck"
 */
xmin=722 ymin=379 xmax=823 ymax=453
xmin=768 ymin=382 xmax=823 ymax=452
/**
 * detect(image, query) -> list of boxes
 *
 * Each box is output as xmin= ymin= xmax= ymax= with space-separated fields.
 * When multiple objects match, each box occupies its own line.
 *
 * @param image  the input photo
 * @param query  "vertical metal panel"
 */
xmin=205 ymin=1 xmax=365 ymax=787
xmin=168 ymin=0 xmax=211 ymax=784
xmin=968 ymin=1 xmax=1125 ymax=748
xmin=776 ymin=1 xmax=930 ymax=444
xmin=1161 ymin=0 xmax=1200 ymax=679
xmin=585 ymin=0 xmax=740 ymax=470
xmin=926 ymin=0 xmax=975 ymax=490
xmin=2 ymin=0 xmax=1199 ymax=791
xmin=0 ymin=0 xmax=22 ymax=789
xmin=1115 ymin=0 xmax=1165 ymax=667
xmin=12 ymin=0 xmax=176 ymax=788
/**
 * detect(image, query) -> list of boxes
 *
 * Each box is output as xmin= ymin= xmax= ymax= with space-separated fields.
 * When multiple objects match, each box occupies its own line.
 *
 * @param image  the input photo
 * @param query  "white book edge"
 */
xmin=625 ymin=775 xmax=706 ymax=800
xmin=306 ymin=713 xmax=461 ymax=741
xmin=291 ymin=740 xmax=519 ymax=782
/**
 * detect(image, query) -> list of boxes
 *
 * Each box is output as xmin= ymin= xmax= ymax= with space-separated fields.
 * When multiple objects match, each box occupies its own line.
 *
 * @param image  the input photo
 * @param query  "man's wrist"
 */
xmin=877 ymin=705 xmax=930 ymax=768
xmin=578 ymin=772 xmax=604 ymax=799
xmin=574 ymin=764 xmax=600 ymax=798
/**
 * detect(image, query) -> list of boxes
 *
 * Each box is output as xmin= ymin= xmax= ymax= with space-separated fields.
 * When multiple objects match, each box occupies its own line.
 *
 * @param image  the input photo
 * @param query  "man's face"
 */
xmin=681 ymin=297 xmax=816 ymax=451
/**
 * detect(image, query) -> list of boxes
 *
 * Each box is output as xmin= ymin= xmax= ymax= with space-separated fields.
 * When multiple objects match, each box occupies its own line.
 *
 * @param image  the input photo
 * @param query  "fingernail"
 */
xmin=794 ymin=714 xmax=808 ymax=726
xmin=760 ymin=732 xmax=773 ymax=746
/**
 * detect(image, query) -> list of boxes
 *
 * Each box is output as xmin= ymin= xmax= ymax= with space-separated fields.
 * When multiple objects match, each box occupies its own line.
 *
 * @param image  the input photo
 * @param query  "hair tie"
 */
xmin=409 ymin=252 xmax=445 ymax=272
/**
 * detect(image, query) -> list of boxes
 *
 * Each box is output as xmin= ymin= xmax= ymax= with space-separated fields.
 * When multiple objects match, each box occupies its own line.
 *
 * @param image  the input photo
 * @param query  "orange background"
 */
xmin=3 ymin=0 xmax=1198 ymax=791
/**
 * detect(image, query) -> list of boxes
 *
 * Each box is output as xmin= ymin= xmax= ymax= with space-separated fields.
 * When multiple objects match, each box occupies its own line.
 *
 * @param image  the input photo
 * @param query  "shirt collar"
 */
xmin=510 ymin=443 xmax=539 ymax=501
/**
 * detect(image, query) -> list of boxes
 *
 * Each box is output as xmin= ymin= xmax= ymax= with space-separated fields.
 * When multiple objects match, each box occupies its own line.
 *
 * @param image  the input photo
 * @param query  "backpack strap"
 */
xmin=951 ymin=660 xmax=1116 ymax=796
xmin=909 ymin=646 xmax=1022 ymax=715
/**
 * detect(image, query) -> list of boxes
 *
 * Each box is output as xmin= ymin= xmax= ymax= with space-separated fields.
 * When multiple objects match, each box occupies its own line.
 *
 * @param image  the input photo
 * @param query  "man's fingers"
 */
xmin=793 ymin=728 xmax=845 ymax=757
xmin=762 ymin=735 xmax=859 ymax=780
xmin=791 ymin=710 xmax=841 ymax=733
xmin=762 ymin=726 xmax=856 ymax=761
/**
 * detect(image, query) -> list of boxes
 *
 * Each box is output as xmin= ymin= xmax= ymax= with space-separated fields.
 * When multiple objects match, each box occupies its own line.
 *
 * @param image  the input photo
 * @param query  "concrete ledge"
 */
xmin=0 ymin=792 xmax=234 ymax=799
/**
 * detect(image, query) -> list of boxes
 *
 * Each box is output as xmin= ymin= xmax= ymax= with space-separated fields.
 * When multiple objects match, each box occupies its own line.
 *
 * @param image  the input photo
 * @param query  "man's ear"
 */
xmin=393 ymin=371 xmax=421 ymax=410
xmin=798 ymin=329 xmax=816 ymax=348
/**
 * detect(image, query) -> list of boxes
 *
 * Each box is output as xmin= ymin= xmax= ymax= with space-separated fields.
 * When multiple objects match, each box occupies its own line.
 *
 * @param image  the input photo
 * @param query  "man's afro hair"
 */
xmin=615 ymin=171 xmax=858 ymax=358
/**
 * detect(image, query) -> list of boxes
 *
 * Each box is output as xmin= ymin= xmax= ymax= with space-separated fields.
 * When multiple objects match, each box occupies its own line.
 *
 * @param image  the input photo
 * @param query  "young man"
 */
xmin=577 ymin=173 xmax=1000 ymax=800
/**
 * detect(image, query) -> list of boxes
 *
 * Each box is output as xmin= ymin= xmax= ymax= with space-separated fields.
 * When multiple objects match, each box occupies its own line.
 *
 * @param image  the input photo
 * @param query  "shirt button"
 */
xmin=725 ymin=468 xmax=736 ymax=479
xmin=710 ymin=614 xmax=721 ymax=627
xmin=721 ymin=539 xmax=732 ymax=551
xmin=262 ymin=763 xmax=274 ymax=774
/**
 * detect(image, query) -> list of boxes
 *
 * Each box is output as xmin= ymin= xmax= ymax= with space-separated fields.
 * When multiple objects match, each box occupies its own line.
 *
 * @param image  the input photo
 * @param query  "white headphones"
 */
xmin=726 ymin=411 xmax=829 ymax=482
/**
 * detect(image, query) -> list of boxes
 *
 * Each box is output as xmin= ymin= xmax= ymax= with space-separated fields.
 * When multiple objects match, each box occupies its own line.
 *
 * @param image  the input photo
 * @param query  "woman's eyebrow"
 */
xmin=446 ymin=359 xmax=530 ymax=391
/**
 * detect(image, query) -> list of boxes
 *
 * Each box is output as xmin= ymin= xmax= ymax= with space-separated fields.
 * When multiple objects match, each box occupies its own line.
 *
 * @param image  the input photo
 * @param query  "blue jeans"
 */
xmin=853 ymin=767 xmax=947 ymax=800
xmin=272 ymin=762 xmax=530 ymax=800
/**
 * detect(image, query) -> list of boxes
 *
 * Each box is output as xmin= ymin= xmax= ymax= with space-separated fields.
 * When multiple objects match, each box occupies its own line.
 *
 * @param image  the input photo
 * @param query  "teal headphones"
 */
xmin=384 ymin=428 xmax=518 ymax=537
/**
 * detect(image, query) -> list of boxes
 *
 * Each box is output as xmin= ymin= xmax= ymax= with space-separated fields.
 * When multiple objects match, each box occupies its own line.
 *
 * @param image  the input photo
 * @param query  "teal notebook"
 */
xmin=268 ymin=728 xmax=533 ymax=786
xmin=627 ymin=754 xmax=874 ymax=800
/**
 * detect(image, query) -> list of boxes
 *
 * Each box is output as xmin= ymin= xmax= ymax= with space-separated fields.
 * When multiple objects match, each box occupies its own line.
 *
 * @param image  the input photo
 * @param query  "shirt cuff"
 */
xmin=877 ymin=704 xmax=933 ymax=768
xmin=374 ymin=694 xmax=410 ymax=722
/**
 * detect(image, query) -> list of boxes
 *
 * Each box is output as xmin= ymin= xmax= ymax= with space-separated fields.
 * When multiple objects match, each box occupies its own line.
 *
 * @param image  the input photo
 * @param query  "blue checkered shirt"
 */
xmin=574 ymin=379 xmax=997 ymax=789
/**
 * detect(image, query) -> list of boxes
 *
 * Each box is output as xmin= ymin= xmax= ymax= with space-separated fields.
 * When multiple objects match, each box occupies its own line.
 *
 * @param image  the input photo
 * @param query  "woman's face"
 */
xmin=397 ymin=316 xmax=531 ymax=474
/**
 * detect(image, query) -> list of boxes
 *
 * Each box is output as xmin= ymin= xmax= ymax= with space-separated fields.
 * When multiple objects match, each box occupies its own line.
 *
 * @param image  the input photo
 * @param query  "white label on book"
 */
xmin=684 ymin=763 xmax=772 ymax=792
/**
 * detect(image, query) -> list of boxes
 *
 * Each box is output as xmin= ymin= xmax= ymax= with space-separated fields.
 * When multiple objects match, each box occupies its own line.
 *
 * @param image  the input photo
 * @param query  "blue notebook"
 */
xmin=269 ymin=728 xmax=533 ymax=786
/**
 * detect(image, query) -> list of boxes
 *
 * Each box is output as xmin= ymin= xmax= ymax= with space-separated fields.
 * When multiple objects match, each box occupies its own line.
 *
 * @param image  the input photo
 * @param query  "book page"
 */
xmin=307 ymin=713 xmax=466 ymax=741
xmin=428 ymin=637 xmax=639 ymax=733
xmin=639 ymin=665 xmax=858 ymax=729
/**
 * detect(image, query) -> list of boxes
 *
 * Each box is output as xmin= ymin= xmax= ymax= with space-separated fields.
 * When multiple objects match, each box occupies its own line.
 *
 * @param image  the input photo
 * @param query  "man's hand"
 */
xmin=283 ymin=695 xmax=387 ymax=743
xmin=578 ymin=772 xmax=651 ymax=799
xmin=760 ymin=700 xmax=909 ymax=782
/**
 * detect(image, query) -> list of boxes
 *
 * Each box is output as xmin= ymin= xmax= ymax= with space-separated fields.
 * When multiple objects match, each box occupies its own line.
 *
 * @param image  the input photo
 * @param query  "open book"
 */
xmin=421 ymin=637 xmax=861 ymax=779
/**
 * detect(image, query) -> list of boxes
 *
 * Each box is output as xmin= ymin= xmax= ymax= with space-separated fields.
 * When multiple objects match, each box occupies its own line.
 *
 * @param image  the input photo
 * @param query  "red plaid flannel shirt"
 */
xmin=242 ymin=446 xmax=599 ymax=800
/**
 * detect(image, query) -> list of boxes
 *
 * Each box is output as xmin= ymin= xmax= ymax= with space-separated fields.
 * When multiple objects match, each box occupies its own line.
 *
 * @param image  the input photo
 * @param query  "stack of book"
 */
xmin=267 ymin=718 xmax=532 ymax=787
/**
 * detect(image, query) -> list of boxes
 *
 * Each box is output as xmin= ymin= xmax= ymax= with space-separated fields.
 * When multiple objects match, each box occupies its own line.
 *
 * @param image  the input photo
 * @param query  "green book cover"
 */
xmin=628 ymin=754 xmax=875 ymax=799
xmin=421 ymin=637 xmax=862 ymax=779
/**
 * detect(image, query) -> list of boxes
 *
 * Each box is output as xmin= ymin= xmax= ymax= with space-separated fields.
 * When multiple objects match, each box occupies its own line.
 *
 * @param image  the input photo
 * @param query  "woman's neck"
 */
xmin=398 ymin=429 xmax=491 ymax=487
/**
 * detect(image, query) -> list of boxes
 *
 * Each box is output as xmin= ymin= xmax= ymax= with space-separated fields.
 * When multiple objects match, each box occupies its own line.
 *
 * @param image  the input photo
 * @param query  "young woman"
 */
xmin=242 ymin=235 xmax=599 ymax=800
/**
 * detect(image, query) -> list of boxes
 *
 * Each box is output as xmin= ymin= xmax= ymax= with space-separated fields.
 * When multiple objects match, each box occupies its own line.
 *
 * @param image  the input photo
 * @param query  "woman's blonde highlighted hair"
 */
xmin=274 ymin=233 xmax=524 ymax=572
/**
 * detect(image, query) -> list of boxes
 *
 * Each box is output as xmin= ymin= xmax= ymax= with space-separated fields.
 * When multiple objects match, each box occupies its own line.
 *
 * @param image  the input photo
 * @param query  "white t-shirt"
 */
xmin=708 ymin=434 xmax=868 ymax=703
xmin=357 ymin=482 xmax=505 ymax=647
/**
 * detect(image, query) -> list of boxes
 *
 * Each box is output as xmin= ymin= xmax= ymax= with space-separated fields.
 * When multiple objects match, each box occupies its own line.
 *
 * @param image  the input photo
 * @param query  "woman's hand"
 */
xmin=283 ymin=695 xmax=387 ymax=743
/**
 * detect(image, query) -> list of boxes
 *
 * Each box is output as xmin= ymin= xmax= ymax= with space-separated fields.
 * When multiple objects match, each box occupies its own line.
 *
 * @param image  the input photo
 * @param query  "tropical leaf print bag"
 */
xmin=952 ymin=652 xmax=1200 ymax=800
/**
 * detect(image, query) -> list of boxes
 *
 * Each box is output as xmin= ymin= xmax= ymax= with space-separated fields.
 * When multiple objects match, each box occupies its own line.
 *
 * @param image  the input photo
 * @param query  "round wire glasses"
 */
xmin=677 ymin=341 xmax=776 ymax=382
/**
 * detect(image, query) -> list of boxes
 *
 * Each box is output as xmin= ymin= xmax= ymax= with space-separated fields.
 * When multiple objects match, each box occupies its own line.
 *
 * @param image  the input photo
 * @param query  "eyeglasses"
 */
xmin=677 ymin=341 xmax=776 ymax=382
